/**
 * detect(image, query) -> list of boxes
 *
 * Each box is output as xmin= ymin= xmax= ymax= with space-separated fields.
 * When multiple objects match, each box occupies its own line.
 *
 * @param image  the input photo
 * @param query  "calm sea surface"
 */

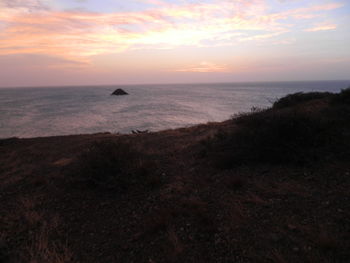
xmin=0 ymin=81 xmax=349 ymax=138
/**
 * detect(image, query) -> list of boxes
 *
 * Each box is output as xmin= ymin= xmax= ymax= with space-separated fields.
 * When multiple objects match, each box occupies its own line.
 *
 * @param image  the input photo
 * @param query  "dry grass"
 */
xmin=26 ymin=224 xmax=73 ymax=263
xmin=226 ymin=200 xmax=246 ymax=227
xmin=245 ymin=192 xmax=268 ymax=205
xmin=142 ymin=207 xmax=173 ymax=237
xmin=23 ymin=207 xmax=74 ymax=263
xmin=273 ymin=181 xmax=308 ymax=197
xmin=167 ymin=226 xmax=184 ymax=257
xmin=270 ymin=249 xmax=289 ymax=263
xmin=1 ymin=196 xmax=75 ymax=263
xmin=73 ymin=140 xmax=160 ymax=191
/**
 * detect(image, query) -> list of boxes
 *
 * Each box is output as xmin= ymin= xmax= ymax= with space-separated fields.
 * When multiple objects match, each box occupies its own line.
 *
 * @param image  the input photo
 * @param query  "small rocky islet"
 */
xmin=111 ymin=88 xmax=128 ymax=96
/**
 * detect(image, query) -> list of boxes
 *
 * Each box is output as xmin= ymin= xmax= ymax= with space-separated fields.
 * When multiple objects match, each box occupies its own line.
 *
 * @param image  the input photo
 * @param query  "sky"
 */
xmin=0 ymin=0 xmax=349 ymax=87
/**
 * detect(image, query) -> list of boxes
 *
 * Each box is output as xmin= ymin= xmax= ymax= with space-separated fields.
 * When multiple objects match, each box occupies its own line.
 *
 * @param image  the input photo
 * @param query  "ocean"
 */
xmin=0 ymin=81 xmax=349 ymax=138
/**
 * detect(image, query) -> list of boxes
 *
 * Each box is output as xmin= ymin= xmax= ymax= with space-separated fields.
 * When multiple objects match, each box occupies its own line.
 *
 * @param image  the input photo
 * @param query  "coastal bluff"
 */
xmin=111 ymin=88 xmax=128 ymax=95
xmin=0 ymin=89 xmax=349 ymax=263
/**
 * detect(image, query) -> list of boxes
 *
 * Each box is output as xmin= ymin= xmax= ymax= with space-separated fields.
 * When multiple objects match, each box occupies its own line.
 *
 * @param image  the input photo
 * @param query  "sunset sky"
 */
xmin=0 ymin=0 xmax=349 ymax=87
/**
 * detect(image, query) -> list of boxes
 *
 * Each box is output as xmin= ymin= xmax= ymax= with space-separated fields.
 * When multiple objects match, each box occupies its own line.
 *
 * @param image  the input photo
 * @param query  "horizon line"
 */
xmin=1 ymin=79 xmax=350 ymax=89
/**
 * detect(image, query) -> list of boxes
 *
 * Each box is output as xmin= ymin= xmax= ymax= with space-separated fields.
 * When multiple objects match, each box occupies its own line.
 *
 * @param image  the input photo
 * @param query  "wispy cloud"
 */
xmin=0 ymin=0 xmax=344 ymax=64
xmin=175 ymin=61 xmax=229 ymax=73
xmin=0 ymin=0 xmax=50 ymax=9
xmin=305 ymin=22 xmax=337 ymax=32
xmin=238 ymin=30 xmax=289 ymax=42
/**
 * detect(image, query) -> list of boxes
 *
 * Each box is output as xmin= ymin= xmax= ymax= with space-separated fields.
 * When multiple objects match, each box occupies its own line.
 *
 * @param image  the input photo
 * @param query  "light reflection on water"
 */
xmin=0 ymin=81 xmax=348 ymax=138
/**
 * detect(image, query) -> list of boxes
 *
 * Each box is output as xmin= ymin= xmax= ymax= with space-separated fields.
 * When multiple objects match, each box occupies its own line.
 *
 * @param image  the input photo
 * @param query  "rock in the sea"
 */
xmin=111 ymin=89 xmax=128 ymax=96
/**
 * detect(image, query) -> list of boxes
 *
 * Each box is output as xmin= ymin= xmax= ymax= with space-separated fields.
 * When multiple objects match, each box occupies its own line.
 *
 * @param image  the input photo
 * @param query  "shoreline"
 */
xmin=1 ymin=80 xmax=349 ymax=140
xmin=0 ymin=120 xmax=226 ymax=141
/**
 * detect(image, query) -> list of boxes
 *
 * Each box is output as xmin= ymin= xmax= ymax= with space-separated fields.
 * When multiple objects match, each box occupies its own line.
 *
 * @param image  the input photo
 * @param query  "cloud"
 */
xmin=175 ymin=61 xmax=229 ymax=73
xmin=0 ymin=0 xmax=50 ymax=11
xmin=238 ymin=30 xmax=289 ymax=42
xmin=304 ymin=22 xmax=337 ymax=32
xmin=0 ymin=0 xmax=344 ymax=64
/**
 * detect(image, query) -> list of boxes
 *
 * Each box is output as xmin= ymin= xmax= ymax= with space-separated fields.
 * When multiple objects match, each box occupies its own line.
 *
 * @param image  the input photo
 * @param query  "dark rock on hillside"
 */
xmin=111 ymin=89 xmax=128 ymax=96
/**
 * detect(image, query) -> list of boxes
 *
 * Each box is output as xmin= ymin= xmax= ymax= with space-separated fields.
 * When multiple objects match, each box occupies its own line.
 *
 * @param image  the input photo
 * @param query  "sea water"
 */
xmin=0 ymin=81 xmax=349 ymax=138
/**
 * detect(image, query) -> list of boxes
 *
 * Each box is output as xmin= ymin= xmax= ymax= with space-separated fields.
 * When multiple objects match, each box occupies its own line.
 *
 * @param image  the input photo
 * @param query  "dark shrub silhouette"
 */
xmin=273 ymin=92 xmax=332 ymax=109
xmin=331 ymin=87 xmax=350 ymax=105
xmin=205 ymin=90 xmax=350 ymax=168
xmin=213 ymin=110 xmax=327 ymax=167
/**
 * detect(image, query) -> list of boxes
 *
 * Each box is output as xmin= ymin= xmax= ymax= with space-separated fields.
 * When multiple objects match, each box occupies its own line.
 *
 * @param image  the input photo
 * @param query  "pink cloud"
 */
xmin=238 ymin=30 xmax=289 ymax=42
xmin=0 ymin=0 xmax=344 ymax=64
xmin=305 ymin=23 xmax=337 ymax=32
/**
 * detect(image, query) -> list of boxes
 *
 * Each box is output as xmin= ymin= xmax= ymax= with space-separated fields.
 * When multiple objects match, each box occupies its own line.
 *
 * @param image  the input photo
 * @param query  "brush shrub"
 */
xmin=75 ymin=140 xmax=159 ymax=191
xmin=331 ymin=87 xmax=350 ymax=105
xmin=273 ymin=92 xmax=332 ymax=109
xmin=206 ymin=90 xmax=350 ymax=168
xmin=214 ymin=110 xmax=328 ymax=167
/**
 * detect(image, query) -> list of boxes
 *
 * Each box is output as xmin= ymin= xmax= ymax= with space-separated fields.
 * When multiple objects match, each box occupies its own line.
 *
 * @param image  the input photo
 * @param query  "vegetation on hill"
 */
xmin=74 ymin=141 xmax=160 ymax=191
xmin=0 ymin=88 xmax=349 ymax=263
xmin=203 ymin=89 xmax=350 ymax=168
xmin=272 ymin=91 xmax=333 ymax=109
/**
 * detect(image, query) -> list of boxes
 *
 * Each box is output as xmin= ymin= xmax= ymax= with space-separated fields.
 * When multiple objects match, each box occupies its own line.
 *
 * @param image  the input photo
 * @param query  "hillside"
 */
xmin=0 ymin=89 xmax=349 ymax=263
